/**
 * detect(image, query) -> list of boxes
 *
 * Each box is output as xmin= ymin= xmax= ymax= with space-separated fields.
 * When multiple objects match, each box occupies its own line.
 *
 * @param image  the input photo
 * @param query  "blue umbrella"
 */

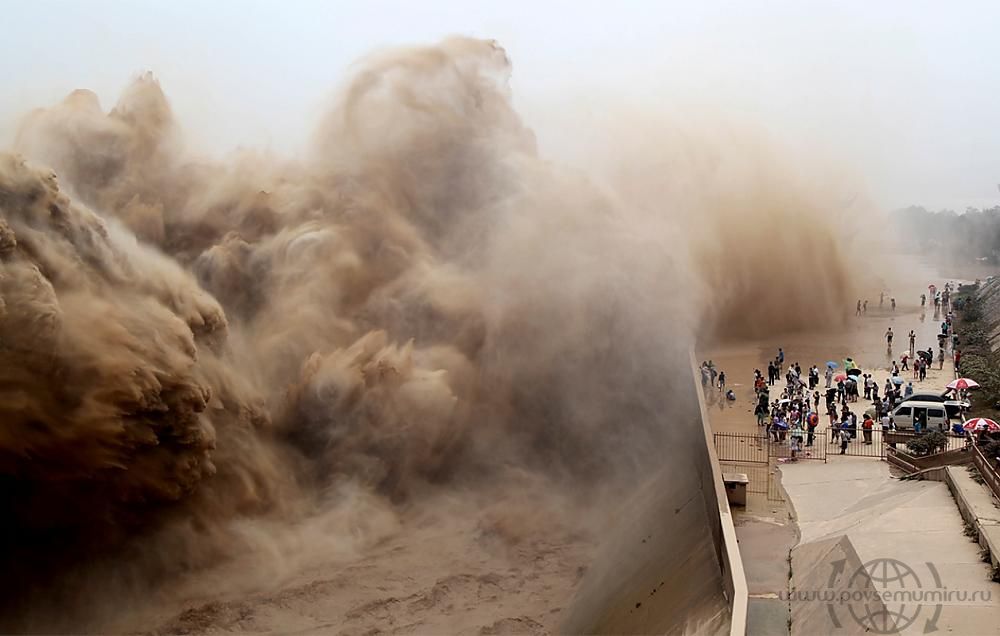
xmin=826 ymin=361 xmax=838 ymax=369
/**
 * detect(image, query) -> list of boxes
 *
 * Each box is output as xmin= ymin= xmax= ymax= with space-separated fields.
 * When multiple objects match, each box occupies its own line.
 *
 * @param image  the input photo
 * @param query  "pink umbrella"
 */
xmin=962 ymin=418 xmax=1000 ymax=432
xmin=947 ymin=378 xmax=980 ymax=391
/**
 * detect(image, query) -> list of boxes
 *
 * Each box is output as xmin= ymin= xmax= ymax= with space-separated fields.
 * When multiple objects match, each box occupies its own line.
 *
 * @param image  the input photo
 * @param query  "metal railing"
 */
xmin=713 ymin=431 xmax=769 ymax=464
xmin=972 ymin=444 xmax=1000 ymax=502
xmin=715 ymin=428 xmax=972 ymax=465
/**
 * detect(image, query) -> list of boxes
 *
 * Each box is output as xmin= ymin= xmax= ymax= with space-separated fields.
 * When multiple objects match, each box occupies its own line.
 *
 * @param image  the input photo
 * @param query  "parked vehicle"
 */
xmin=898 ymin=392 xmax=969 ymax=419
xmin=892 ymin=401 xmax=949 ymax=431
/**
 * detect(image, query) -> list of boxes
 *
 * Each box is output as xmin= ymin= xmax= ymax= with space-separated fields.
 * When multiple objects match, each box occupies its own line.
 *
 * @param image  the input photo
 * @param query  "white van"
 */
xmin=892 ymin=401 xmax=949 ymax=431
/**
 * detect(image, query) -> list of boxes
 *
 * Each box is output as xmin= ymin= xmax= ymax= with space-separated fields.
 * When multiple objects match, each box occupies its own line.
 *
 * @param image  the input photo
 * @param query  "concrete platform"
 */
xmin=780 ymin=458 xmax=1000 ymax=635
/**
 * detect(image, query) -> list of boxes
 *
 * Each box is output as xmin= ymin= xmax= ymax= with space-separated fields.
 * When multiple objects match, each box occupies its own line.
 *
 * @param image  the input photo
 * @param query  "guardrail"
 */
xmin=972 ymin=443 xmax=1000 ymax=501
xmin=886 ymin=445 xmax=975 ymax=474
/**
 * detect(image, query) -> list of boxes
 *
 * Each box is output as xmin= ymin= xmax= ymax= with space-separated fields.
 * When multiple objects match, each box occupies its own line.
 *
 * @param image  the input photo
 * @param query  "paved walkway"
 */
xmin=780 ymin=457 xmax=1000 ymax=634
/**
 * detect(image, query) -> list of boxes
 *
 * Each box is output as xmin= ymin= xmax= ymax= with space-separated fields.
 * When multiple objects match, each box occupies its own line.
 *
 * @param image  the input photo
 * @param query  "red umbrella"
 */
xmin=963 ymin=418 xmax=1000 ymax=432
xmin=834 ymin=374 xmax=847 ymax=382
xmin=947 ymin=378 xmax=980 ymax=391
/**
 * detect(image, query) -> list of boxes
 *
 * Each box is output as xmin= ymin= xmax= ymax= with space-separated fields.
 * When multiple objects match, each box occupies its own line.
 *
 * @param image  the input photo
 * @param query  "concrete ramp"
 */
xmin=790 ymin=534 xmax=888 ymax=635
xmin=782 ymin=458 xmax=1000 ymax=634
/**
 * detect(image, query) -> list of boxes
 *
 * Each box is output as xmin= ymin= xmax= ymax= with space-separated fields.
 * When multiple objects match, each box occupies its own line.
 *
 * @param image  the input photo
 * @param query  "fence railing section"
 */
xmin=972 ymin=444 xmax=1000 ymax=502
xmin=716 ymin=427 xmax=973 ymax=466
xmin=713 ymin=432 xmax=768 ymax=464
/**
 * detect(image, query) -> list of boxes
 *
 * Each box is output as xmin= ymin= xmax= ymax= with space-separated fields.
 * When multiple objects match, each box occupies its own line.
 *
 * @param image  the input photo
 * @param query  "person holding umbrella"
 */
xmin=963 ymin=418 xmax=1000 ymax=445
xmin=839 ymin=418 xmax=852 ymax=454
xmin=806 ymin=410 xmax=818 ymax=446
xmin=848 ymin=376 xmax=860 ymax=403
xmin=947 ymin=377 xmax=980 ymax=392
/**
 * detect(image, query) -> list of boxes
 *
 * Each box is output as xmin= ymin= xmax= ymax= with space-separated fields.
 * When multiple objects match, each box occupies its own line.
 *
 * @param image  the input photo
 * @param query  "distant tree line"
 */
xmin=894 ymin=205 xmax=1000 ymax=263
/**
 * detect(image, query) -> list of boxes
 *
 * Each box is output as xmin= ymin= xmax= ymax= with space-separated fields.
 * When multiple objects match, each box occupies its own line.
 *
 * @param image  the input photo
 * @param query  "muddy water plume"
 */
xmin=1 ymin=37 xmax=870 ymax=629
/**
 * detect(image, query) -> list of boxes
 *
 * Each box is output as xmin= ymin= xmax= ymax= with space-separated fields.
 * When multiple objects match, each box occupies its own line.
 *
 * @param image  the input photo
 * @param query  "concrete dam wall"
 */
xmin=561 ymin=354 xmax=747 ymax=635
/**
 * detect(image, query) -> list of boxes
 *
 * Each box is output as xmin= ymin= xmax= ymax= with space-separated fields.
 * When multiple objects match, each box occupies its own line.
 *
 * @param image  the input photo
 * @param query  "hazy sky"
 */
xmin=2 ymin=0 xmax=999 ymax=211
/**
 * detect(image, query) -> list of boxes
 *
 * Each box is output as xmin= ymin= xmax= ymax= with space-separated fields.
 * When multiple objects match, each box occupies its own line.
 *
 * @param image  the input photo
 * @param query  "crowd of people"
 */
xmin=707 ymin=283 xmax=970 ymax=459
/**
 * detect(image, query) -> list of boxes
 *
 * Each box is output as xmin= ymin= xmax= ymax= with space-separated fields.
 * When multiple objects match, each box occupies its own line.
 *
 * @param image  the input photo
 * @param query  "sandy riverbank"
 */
xmin=700 ymin=259 xmax=995 ymax=437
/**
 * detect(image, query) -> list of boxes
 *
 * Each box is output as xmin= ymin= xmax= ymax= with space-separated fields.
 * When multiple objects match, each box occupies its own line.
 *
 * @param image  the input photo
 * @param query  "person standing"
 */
xmin=862 ymin=415 xmax=874 ymax=444
xmin=718 ymin=370 xmax=726 ymax=392
xmin=856 ymin=300 xmax=862 ymax=316
xmin=790 ymin=420 xmax=804 ymax=457
xmin=908 ymin=330 xmax=916 ymax=354
xmin=954 ymin=350 xmax=962 ymax=373
xmin=825 ymin=365 xmax=833 ymax=388
xmin=863 ymin=300 xmax=868 ymax=313
xmin=885 ymin=327 xmax=893 ymax=348
xmin=778 ymin=348 xmax=785 ymax=370
xmin=891 ymin=298 xmax=896 ymax=311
